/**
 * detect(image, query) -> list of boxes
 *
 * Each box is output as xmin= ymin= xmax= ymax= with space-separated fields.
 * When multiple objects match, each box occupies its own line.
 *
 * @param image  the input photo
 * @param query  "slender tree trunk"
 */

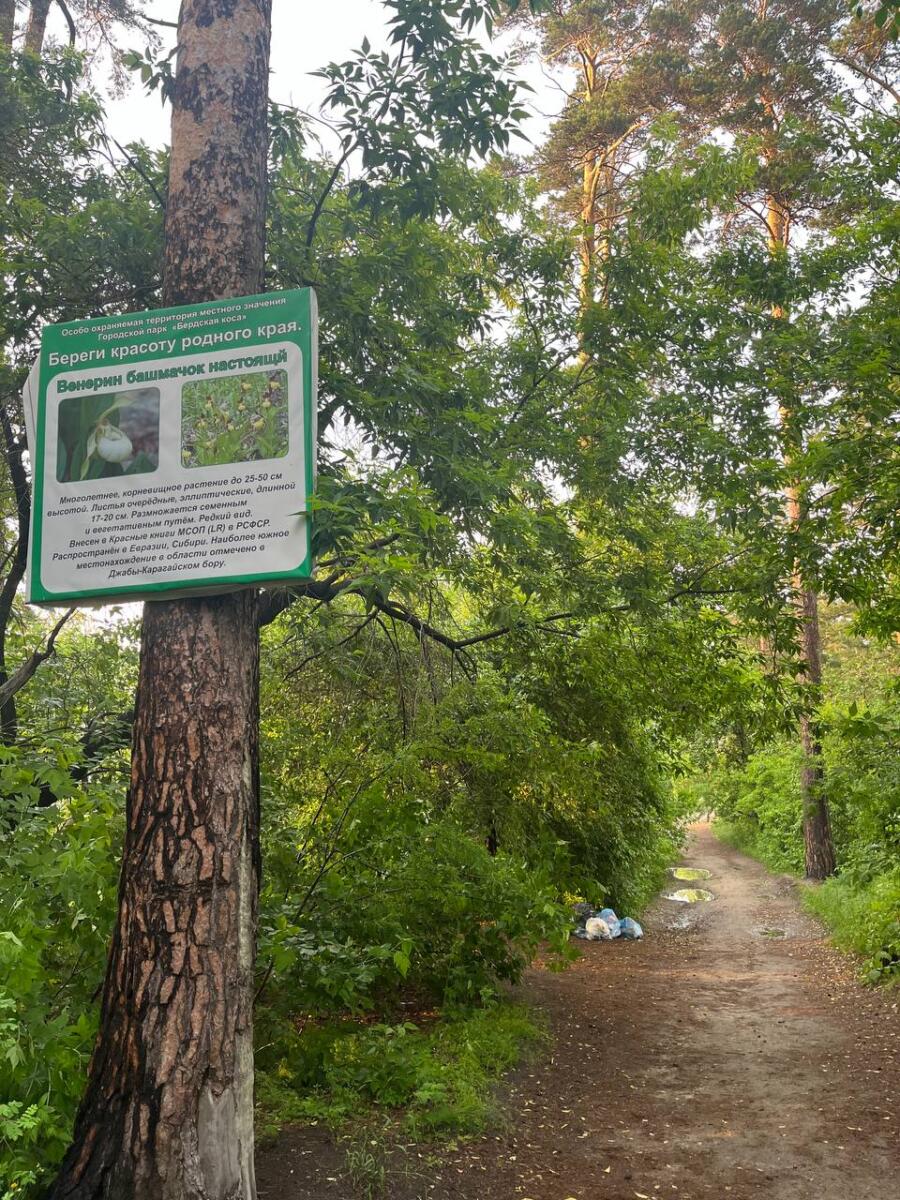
xmin=0 ymin=0 xmax=15 ymax=48
xmin=0 ymin=405 xmax=30 ymax=742
xmin=578 ymin=153 xmax=599 ymax=310
xmin=577 ymin=43 xmax=599 ymax=314
xmin=796 ymin=581 xmax=834 ymax=878
xmin=48 ymin=3 xmax=272 ymax=1198
xmin=733 ymin=721 xmax=750 ymax=765
xmin=486 ymin=820 xmax=499 ymax=857
xmin=766 ymin=191 xmax=835 ymax=880
xmin=24 ymin=0 xmax=49 ymax=53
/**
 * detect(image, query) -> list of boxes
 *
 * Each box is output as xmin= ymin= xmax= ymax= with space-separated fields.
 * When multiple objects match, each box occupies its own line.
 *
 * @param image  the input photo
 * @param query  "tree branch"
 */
xmin=0 ymin=609 xmax=76 ymax=712
xmin=304 ymin=147 xmax=353 ymax=249
xmin=831 ymin=52 xmax=900 ymax=106
xmin=105 ymin=134 xmax=167 ymax=213
xmin=54 ymin=0 xmax=76 ymax=45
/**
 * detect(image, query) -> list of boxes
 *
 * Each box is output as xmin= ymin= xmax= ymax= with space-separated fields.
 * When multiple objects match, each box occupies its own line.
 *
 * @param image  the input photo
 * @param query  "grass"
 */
xmin=343 ymin=1134 xmax=388 ymax=1200
xmin=802 ymin=870 xmax=900 ymax=986
xmin=254 ymin=1000 xmax=546 ymax=1147
xmin=182 ymin=369 xmax=288 ymax=467
xmin=712 ymin=818 xmax=802 ymax=875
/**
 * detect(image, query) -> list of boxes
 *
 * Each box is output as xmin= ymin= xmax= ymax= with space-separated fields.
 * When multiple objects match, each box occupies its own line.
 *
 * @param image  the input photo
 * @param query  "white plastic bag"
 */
xmin=584 ymin=916 xmax=613 ymax=941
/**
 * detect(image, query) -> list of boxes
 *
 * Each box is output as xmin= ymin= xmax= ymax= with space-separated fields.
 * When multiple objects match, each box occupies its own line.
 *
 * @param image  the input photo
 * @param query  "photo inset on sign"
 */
xmin=181 ymin=369 xmax=289 ymax=468
xmin=56 ymin=388 xmax=160 ymax=483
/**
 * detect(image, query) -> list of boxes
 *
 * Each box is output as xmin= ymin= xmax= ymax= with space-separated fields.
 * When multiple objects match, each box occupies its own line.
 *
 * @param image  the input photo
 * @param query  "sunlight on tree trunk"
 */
xmin=576 ymin=43 xmax=599 ymax=314
xmin=47 ymin=3 xmax=272 ymax=1197
xmin=573 ymin=41 xmax=631 ymax=322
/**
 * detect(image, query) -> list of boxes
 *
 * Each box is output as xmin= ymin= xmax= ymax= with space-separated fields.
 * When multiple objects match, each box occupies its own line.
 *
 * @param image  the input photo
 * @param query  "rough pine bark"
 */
xmin=48 ymin=3 xmax=272 ymax=1198
xmin=24 ymin=0 xmax=50 ymax=52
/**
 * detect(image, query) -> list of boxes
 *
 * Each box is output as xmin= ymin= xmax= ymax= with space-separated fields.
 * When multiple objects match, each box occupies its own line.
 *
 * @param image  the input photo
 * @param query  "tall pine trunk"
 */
xmin=48 ymin=3 xmax=272 ymax=1197
xmin=24 ymin=0 xmax=50 ymax=53
xmin=796 ymin=579 xmax=834 ymax=878
xmin=766 ymin=192 xmax=835 ymax=881
xmin=577 ymin=45 xmax=599 ymax=314
xmin=0 ymin=0 xmax=15 ymax=49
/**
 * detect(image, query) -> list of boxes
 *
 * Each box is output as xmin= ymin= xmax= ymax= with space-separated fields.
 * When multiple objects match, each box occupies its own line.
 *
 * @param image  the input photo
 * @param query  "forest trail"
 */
xmin=257 ymin=824 xmax=900 ymax=1200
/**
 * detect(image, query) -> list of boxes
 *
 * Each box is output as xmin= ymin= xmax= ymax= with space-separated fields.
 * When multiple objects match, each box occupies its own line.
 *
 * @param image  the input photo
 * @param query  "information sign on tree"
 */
xmin=26 ymin=288 xmax=317 ymax=604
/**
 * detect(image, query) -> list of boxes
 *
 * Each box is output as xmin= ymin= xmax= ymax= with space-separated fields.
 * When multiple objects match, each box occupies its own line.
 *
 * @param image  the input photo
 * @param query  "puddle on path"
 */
xmin=670 ymin=867 xmax=712 ymax=882
xmin=757 ymin=927 xmax=787 ymax=938
xmin=665 ymin=888 xmax=715 ymax=903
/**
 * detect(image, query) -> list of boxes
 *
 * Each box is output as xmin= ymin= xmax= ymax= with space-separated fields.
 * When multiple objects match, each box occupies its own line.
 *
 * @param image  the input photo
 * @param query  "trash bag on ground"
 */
xmin=599 ymin=907 xmax=621 ymax=938
xmin=584 ymin=916 xmax=613 ymax=941
xmin=572 ymin=902 xmax=594 ymax=927
xmin=619 ymin=917 xmax=643 ymax=940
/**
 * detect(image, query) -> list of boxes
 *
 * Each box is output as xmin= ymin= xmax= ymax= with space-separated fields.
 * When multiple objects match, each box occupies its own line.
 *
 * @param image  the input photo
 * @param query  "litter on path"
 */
xmin=573 ymin=904 xmax=643 ymax=941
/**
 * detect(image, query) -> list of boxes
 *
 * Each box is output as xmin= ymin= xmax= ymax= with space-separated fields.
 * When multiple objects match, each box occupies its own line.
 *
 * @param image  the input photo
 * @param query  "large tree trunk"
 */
xmin=0 ymin=0 xmax=15 ymax=48
xmin=48 ymin=3 xmax=272 ymax=1198
xmin=24 ymin=0 xmax=49 ymax=53
xmin=766 ymin=191 xmax=836 ymax=881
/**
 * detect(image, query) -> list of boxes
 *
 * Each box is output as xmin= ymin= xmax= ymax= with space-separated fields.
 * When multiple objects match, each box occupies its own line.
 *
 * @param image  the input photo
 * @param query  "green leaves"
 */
xmin=0 ymin=749 xmax=124 ymax=1195
xmin=865 ymin=0 xmax=900 ymax=38
xmin=312 ymin=0 xmax=532 ymax=222
xmin=121 ymin=45 xmax=176 ymax=104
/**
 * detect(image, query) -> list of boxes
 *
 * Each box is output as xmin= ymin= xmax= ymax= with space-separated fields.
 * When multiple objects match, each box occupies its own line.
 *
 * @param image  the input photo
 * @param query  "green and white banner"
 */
xmin=26 ymin=288 xmax=317 ymax=606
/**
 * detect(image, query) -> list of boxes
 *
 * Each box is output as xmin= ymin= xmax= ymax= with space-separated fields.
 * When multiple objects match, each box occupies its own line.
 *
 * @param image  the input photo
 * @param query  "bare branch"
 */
xmin=54 ymin=0 xmax=76 ymax=45
xmin=0 ymin=609 xmax=76 ymax=712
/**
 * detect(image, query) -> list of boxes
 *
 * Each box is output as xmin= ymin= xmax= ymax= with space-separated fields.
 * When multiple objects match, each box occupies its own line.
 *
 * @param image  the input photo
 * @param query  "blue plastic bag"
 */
xmin=599 ymin=908 xmax=621 ymax=938
xmin=619 ymin=917 xmax=643 ymax=940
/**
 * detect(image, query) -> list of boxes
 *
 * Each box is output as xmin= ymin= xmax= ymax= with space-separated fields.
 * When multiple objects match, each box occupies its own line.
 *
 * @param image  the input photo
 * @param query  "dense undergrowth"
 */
xmin=255 ymin=1001 xmax=546 ymax=1143
xmin=704 ymin=608 xmax=899 ymax=986
xmin=0 ymin=607 xmax=686 ymax=1197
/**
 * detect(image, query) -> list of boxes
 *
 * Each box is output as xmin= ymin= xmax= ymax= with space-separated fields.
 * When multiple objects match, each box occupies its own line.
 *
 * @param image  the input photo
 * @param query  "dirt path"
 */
xmin=257 ymin=824 xmax=899 ymax=1199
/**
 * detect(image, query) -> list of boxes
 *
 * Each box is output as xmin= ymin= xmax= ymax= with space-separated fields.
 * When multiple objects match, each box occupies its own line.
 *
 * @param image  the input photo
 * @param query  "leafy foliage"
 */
xmin=181 ymin=370 xmax=288 ymax=468
xmin=255 ymin=1001 xmax=546 ymax=1141
xmin=0 ymin=749 xmax=123 ymax=1198
xmin=707 ymin=607 xmax=900 ymax=981
xmin=0 ymin=0 xmax=897 ymax=1192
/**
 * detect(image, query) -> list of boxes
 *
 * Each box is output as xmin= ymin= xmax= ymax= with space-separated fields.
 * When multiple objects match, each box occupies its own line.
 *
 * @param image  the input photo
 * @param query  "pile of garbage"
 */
xmin=572 ymin=903 xmax=643 ymax=941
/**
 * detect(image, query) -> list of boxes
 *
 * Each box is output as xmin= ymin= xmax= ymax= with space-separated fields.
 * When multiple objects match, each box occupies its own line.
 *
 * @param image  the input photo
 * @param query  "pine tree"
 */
xmin=0 ymin=0 xmax=15 ymax=49
xmin=522 ymin=0 xmax=897 ymax=877
xmin=47 ymin=3 xmax=270 ymax=1195
xmin=512 ymin=1 xmax=703 ymax=304
xmin=687 ymin=0 xmax=856 ymax=878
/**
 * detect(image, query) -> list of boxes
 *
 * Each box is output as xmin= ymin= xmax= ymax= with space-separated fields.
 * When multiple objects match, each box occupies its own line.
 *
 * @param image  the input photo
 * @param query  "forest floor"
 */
xmin=256 ymin=823 xmax=900 ymax=1199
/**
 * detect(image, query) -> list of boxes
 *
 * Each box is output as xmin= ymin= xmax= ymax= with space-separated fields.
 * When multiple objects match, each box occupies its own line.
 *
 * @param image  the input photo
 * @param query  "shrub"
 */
xmin=804 ymin=870 xmax=900 ymax=986
xmin=255 ymin=1001 xmax=544 ymax=1140
xmin=0 ymin=748 xmax=122 ymax=1199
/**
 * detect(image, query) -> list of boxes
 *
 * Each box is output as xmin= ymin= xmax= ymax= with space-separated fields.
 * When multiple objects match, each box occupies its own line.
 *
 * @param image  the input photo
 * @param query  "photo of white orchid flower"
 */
xmin=56 ymin=388 xmax=160 ymax=484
